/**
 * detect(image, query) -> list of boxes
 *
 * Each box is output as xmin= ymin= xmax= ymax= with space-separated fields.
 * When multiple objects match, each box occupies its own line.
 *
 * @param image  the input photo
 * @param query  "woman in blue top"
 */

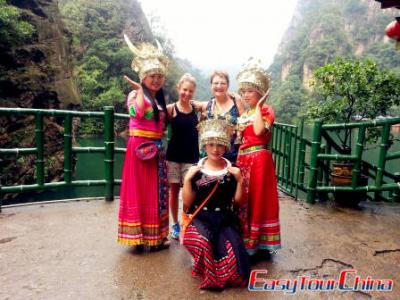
xmin=194 ymin=71 xmax=244 ymax=163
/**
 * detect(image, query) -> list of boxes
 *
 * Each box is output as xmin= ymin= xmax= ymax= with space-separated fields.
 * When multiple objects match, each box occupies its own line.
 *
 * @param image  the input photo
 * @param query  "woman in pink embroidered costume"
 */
xmin=182 ymin=119 xmax=250 ymax=289
xmin=118 ymin=35 xmax=170 ymax=251
xmin=236 ymin=59 xmax=281 ymax=261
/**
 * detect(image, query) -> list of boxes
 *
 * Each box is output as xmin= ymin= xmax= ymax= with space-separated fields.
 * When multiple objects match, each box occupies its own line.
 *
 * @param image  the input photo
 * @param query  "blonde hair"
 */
xmin=210 ymin=70 xmax=230 ymax=86
xmin=177 ymin=73 xmax=197 ymax=89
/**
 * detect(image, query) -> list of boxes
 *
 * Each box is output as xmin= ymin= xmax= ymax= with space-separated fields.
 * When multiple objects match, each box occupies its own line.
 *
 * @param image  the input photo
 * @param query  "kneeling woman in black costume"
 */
xmin=181 ymin=119 xmax=250 ymax=290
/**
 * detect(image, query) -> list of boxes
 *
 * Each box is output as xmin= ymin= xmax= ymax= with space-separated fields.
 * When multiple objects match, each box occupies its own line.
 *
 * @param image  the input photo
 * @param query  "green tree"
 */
xmin=60 ymin=0 xmax=209 ymax=135
xmin=271 ymin=75 xmax=309 ymax=123
xmin=304 ymin=58 xmax=400 ymax=149
xmin=0 ymin=0 xmax=35 ymax=46
xmin=267 ymin=0 xmax=398 ymax=125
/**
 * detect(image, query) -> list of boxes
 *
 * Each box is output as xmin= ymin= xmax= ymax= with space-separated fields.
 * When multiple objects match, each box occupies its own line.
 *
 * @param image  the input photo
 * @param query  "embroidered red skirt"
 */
xmin=237 ymin=148 xmax=281 ymax=254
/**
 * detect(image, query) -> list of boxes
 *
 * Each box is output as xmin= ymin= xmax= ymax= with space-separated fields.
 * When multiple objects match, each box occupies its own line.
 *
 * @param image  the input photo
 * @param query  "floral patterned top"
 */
xmin=127 ymin=91 xmax=165 ymax=139
xmin=236 ymin=105 xmax=275 ymax=149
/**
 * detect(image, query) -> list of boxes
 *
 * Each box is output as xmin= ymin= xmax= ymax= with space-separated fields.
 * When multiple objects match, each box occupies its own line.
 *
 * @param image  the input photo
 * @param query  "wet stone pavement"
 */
xmin=0 ymin=193 xmax=399 ymax=300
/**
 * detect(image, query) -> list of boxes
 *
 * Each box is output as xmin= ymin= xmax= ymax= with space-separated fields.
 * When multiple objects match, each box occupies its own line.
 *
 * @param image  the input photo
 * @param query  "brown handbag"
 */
xmin=179 ymin=179 xmax=220 ymax=244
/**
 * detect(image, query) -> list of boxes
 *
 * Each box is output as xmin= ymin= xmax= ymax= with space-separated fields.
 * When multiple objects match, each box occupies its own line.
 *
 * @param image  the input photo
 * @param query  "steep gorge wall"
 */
xmin=0 ymin=0 xmax=157 ymax=201
xmin=268 ymin=0 xmax=399 ymax=122
xmin=0 ymin=0 xmax=81 ymax=109
xmin=271 ymin=0 xmax=398 ymax=87
xmin=0 ymin=0 xmax=80 ymax=200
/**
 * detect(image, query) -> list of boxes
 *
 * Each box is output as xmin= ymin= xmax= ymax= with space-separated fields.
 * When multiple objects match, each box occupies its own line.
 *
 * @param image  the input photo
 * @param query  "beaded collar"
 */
xmin=197 ymin=157 xmax=231 ymax=176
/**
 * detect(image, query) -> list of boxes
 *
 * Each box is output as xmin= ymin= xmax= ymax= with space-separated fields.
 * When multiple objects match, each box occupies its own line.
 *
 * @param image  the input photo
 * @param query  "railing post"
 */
xmin=306 ymin=120 xmax=323 ymax=204
xmin=295 ymin=118 xmax=305 ymax=200
xmin=289 ymin=126 xmax=297 ymax=195
xmin=324 ymin=143 xmax=332 ymax=186
xmin=64 ymin=114 xmax=73 ymax=184
xmin=317 ymin=144 xmax=325 ymax=186
xmin=277 ymin=125 xmax=283 ymax=183
xmin=374 ymin=124 xmax=390 ymax=201
xmin=351 ymin=126 xmax=366 ymax=188
xmin=317 ymin=144 xmax=328 ymax=201
xmin=284 ymin=126 xmax=290 ymax=189
xmin=35 ymin=112 xmax=45 ymax=186
xmin=104 ymin=106 xmax=115 ymax=201
xmin=271 ymin=125 xmax=276 ymax=161
xmin=392 ymin=172 xmax=400 ymax=202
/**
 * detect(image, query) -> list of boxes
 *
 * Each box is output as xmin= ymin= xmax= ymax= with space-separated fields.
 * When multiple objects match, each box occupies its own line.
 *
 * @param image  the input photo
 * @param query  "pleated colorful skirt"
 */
xmin=118 ymin=136 xmax=169 ymax=246
xmin=182 ymin=211 xmax=250 ymax=289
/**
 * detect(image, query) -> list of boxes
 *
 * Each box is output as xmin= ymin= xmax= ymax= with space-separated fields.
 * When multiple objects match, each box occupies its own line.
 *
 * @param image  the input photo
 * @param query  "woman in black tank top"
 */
xmin=166 ymin=103 xmax=199 ymax=163
xmin=166 ymin=74 xmax=199 ymax=239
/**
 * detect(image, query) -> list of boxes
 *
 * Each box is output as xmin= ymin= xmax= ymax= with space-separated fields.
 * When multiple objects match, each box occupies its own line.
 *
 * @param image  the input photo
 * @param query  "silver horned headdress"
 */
xmin=124 ymin=34 xmax=169 ymax=81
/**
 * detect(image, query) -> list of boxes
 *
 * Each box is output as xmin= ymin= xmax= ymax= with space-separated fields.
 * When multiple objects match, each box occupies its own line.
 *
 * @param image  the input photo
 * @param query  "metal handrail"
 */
xmin=1 ymin=107 xmax=399 ymax=212
xmin=0 ymin=107 xmax=129 ymax=212
xmin=273 ymin=118 xmax=400 ymax=204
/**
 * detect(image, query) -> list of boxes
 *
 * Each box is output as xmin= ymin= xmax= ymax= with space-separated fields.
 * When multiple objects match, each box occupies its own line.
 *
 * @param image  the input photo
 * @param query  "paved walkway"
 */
xmin=1 ymin=194 xmax=399 ymax=299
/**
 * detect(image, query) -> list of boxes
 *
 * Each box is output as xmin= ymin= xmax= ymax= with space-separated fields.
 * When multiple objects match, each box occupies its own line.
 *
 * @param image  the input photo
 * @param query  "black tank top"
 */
xmin=166 ymin=103 xmax=199 ymax=163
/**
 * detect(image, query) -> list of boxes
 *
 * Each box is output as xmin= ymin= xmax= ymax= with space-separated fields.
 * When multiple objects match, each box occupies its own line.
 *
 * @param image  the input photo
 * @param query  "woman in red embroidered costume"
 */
xmin=117 ymin=35 xmax=170 ymax=251
xmin=181 ymin=119 xmax=250 ymax=289
xmin=236 ymin=59 xmax=281 ymax=261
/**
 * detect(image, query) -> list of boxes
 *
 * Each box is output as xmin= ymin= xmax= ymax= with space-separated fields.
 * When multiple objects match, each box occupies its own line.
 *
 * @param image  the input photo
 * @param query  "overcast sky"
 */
xmin=139 ymin=0 xmax=298 ymax=73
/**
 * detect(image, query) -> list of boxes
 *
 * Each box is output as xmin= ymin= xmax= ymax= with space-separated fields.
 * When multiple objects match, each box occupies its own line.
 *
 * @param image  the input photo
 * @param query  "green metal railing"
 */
xmin=272 ymin=117 xmax=400 ymax=204
xmin=1 ymin=107 xmax=399 ymax=212
xmin=0 ymin=107 xmax=128 ymax=212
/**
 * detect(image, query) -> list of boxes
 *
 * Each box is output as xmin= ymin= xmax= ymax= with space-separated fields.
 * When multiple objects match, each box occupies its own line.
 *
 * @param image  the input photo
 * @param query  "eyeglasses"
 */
xmin=212 ymin=81 xmax=228 ymax=86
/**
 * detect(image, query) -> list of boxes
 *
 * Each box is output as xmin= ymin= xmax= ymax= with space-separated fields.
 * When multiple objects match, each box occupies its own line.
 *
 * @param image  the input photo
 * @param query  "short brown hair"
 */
xmin=210 ymin=71 xmax=229 ymax=86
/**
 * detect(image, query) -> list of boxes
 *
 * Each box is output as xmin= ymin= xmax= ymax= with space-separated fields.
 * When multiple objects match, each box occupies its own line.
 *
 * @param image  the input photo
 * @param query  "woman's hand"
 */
xmin=229 ymin=166 xmax=244 ymax=204
xmin=228 ymin=91 xmax=241 ymax=102
xmin=228 ymin=166 xmax=243 ymax=184
xmin=256 ymin=88 xmax=270 ymax=110
xmin=123 ymin=75 xmax=141 ymax=90
xmin=190 ymin=100 xmax=206 ymax=113
xmin=124 ymin=75 xmax=144 ymax=111
xmin=184 ymin=165 xmax=201 ymax=183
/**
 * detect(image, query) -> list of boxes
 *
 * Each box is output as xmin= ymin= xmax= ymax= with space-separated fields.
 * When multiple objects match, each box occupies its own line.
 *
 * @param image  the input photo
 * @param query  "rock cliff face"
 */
xmin=122 ymin=0 xmax=154 ymax=44
xmin=0 ymin=0 xmax=80 ymax=109
xmin=0 ymin=0 xmax=81 ymax=200
xmin=0 ymin=0 xmax=157 ymax=201
xmin=270 ymin=0 xmax=398 ymax=89
xmin=267 ymin=0 xmax=400 ymax=123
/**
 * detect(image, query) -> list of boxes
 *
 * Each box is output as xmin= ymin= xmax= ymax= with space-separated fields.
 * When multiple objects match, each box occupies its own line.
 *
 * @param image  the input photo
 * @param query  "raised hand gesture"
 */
xmin=123 ymin=75 xmax=141 ymax=90
xmin=256 ymin=88 xmax=270 ymax=110
xmin=124 ymin=75 xmax=144 ymax=110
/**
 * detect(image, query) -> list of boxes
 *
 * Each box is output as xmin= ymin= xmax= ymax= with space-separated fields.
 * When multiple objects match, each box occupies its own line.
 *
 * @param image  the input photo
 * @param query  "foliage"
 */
xmin=270 ymin=75 xmax=310 ymax=123
xmin=59 ymin=0 xmax=209 ymax=134
xmin=304 ymin=58 xmax=400 ymax=148
xmin=0 ymin=0 xmax=35 ymax=46
xmin=268 ymin=0 xmax=399 ymax=124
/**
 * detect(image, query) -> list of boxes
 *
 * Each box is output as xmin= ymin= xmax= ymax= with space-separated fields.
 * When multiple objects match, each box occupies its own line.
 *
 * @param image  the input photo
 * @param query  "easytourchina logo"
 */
xmin=248 ymin=269 xmax=394 ymax=294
